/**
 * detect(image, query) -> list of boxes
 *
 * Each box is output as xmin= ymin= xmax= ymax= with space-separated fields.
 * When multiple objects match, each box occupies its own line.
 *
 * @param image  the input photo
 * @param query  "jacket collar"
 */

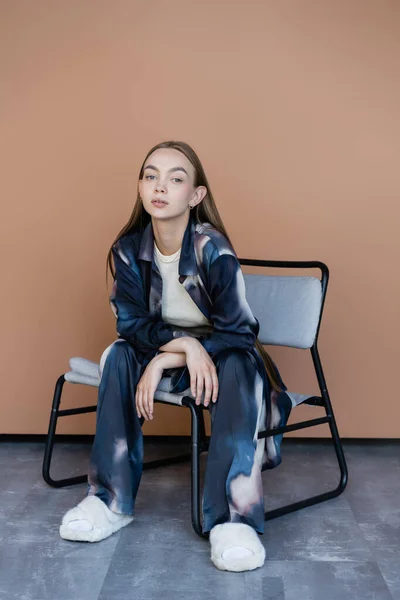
xmin=138 ymin=213 xmax=198 ymax=276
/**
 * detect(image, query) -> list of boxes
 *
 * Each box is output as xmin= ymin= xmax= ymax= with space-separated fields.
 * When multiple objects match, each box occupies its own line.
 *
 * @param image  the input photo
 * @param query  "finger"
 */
xmin=211 ymin=368 xmax=219 ymax=402
xmin=145 ymin=389 xmax=154 ymax=421
xmin=142 ymin=388 xmax=151 ymax=421
xmin=196 ymin=372 xmax=204 ymax=406
xmin=203 ymin=371 xmax=213 ymax=407
xmin=190 ymin=373 xmax=197 ymax=399
xmin=148 ymin=392 xmax=154 ymax=420
xmin=137 ymin=386 xmax=147 ymax=421
xmin=136 ymin=386 xmax=143 ymax=419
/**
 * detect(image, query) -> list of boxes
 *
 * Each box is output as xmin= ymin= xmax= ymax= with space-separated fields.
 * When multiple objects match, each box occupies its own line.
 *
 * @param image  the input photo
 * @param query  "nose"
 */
xmin=155 ymin=180 xmax=167 ymax=193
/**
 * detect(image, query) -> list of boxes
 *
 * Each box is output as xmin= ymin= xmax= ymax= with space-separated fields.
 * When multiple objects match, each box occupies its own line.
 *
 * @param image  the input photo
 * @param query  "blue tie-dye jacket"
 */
xmin=109 ymin=215 xmax=291 ymax=468
xmin=110 ymin=215 xmax=273 ymax=363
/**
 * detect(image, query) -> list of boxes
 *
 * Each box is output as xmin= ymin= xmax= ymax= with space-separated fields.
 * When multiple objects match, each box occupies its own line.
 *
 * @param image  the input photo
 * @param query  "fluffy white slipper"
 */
xmin=209 ymin=523 xmax=266 ymax=572
xmin=59 ymin=495 xmax=133 ymax=542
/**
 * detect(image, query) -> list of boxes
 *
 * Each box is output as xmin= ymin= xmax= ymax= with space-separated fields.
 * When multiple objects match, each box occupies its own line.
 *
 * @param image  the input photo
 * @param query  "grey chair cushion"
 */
xmin=69 ymin=357 xmax=100 ymax=380
xmin=243 ymin=274 xmax=322 ymax=349
xmin=64 ymin=371 xmax=101 ymax=387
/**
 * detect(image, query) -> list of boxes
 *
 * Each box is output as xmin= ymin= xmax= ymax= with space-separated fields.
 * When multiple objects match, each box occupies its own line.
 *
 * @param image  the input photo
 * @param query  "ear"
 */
xmin=191 ymin=185 xmax=208 ymax=207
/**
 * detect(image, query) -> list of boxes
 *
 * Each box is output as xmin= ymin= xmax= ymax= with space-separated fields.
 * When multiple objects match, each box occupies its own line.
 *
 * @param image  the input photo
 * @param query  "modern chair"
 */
xmin=43 ymin=259 xmax=348 ymax=539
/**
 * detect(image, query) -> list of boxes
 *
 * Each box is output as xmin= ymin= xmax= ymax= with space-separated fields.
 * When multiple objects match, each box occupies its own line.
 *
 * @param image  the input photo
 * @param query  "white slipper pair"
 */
xmin=60 ymin=497 xmax=265 ymax=573
xmin=209 ymin=523 xmax=266 ymax=572
xmin=59 ymin=495 xmax=133 ymax=542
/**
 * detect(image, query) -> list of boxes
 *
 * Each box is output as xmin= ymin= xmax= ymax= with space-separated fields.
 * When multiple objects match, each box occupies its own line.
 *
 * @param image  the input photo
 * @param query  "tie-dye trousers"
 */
xmin=87 ymin=339 xmax=291 ymax=534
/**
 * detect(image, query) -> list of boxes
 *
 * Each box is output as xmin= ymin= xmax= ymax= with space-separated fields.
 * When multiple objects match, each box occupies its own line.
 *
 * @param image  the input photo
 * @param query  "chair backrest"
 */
xmin=243 ymin=274 xmax=323 ymax=349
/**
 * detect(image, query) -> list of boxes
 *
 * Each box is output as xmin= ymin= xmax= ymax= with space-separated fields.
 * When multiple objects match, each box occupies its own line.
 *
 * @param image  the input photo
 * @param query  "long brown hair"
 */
xmin=106 ymin=140 xmax=283 ymax=393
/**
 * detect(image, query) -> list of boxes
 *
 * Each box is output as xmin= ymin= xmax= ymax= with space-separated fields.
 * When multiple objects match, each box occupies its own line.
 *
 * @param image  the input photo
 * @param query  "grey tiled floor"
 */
xmin=0 ymin=439 xmax=399 ymax=600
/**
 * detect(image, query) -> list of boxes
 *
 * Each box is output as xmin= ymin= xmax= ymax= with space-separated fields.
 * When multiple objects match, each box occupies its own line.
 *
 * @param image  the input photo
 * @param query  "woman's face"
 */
xmin=138 ymin=148 xmax=205 ymax=221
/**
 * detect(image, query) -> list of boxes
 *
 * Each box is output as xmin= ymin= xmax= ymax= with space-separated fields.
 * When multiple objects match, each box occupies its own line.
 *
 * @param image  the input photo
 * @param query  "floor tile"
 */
xmin=246 ymin=560 xmax=393 ymax=600
xmin=98 ymin=540 xmax=245 ymax=600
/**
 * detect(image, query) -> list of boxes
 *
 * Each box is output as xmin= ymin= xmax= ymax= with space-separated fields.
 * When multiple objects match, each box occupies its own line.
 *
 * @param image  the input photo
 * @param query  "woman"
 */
xmin=59 ymin=140 xmax=293 ymax=572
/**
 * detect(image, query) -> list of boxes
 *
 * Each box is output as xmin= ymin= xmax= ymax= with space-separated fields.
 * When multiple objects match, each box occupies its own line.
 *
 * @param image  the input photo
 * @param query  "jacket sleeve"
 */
xmin=198 ymin=253 xmax=260 ymax=357
xmin=109 ymin=242 xmax=190 ymax=356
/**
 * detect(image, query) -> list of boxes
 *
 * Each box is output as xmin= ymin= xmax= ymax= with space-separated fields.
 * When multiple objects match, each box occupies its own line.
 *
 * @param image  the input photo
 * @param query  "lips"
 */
xmin=151 ymin=198 xmax=168 ymax=204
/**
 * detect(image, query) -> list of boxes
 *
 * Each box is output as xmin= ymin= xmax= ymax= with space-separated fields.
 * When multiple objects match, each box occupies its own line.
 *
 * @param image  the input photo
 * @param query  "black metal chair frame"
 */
xmin=43 ymin=259 xmax=348 ymax=540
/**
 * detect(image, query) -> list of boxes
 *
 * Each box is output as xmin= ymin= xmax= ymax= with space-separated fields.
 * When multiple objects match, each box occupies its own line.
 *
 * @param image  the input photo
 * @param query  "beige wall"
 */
xmin=1 ymin=1 xmax=399 ymax=437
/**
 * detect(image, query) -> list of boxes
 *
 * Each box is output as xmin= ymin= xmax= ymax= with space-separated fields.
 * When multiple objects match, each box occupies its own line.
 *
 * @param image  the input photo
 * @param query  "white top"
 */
xmin=154 ymin=242 xmax=212 ymax=329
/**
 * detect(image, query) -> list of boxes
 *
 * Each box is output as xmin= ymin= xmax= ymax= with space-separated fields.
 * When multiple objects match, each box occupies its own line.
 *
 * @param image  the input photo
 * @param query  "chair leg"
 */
xmin=198 ymin=409 xmax=209 ymax=453
xmin=264 ymin=346 xmax=348 ymax=521
xmin=182 ymin=398 xmax=209 ymax=539
xmin=43 ymin=382 xmax=195 ymax=486
xmin=264 ymin=434 xmax=347 ymax=521
xmin=42 ymin=375 xmax=89 ymax=488
xmin=311 ymin=345 xmax=348 ymax=489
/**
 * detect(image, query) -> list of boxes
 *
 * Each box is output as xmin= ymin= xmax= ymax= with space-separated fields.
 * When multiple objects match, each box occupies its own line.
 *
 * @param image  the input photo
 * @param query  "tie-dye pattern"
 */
xmin=87 ymin=215 xmax=293 ymax=533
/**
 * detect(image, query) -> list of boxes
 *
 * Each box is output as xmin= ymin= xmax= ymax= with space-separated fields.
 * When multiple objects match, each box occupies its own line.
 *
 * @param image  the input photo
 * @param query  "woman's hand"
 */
xmin=136 ymin=351 xmax=187 ymax=420
xmin=136 ymin=359 xmax=164 ymax=421
xmin=183 ymin=338 xmax=219 ymax=407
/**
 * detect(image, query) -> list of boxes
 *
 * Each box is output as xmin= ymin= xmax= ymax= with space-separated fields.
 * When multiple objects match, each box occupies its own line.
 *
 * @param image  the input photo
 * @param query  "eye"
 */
xmin=172 ymin=178 xmax=182 ymax=183
xmin=145 ymin=175 xmax=155 ymax=180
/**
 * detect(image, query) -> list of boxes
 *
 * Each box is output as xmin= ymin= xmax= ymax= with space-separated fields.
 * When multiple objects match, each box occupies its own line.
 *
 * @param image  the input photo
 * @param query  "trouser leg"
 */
xmin=202 ymin=349 xmax=267 ymax=534
xmin=87 ymin=339 xmax=144 ymax=515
